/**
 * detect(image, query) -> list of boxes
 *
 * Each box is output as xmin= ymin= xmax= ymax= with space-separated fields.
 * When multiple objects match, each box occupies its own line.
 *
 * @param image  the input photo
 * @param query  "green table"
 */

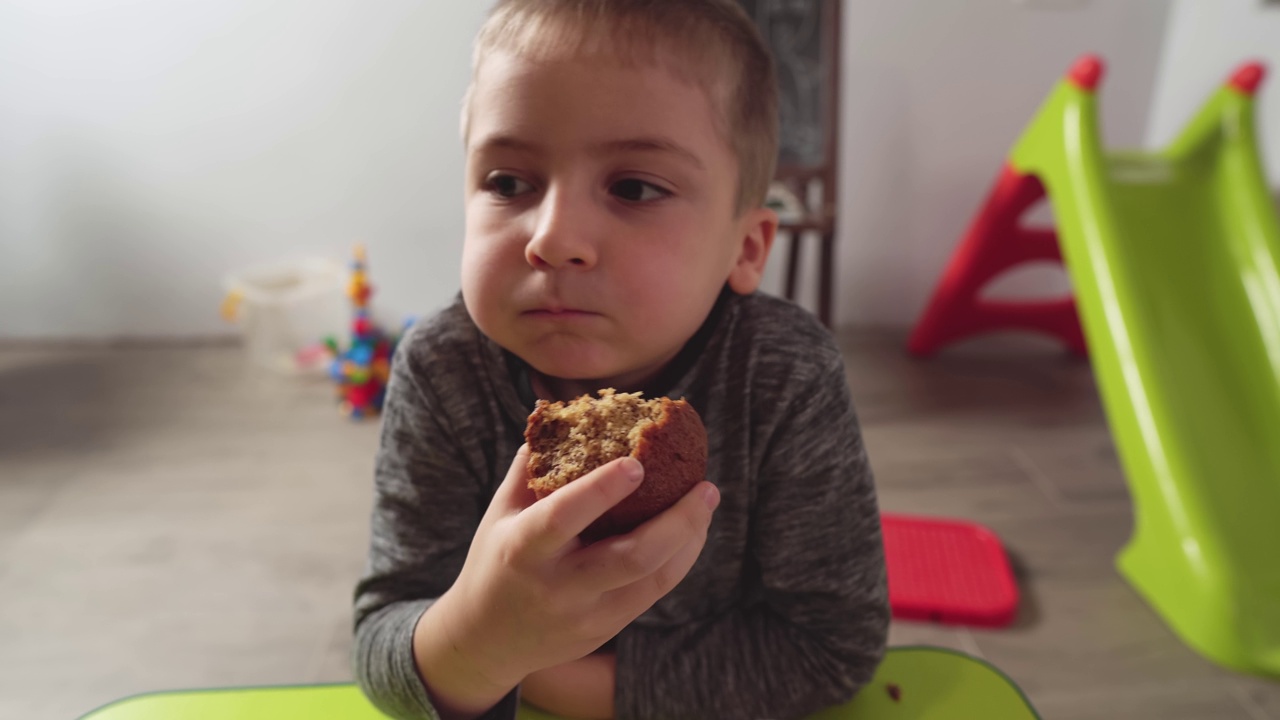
xmin=80 ymin=647 xmax=1039 ymax=719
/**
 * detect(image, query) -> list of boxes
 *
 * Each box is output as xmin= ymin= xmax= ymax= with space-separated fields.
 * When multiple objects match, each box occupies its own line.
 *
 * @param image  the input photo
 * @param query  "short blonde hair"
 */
xmin=463 ymin=0 xmax=779 ymax=214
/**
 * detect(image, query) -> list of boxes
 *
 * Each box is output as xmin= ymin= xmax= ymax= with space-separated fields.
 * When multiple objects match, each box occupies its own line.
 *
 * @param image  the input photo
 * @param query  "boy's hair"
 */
xmin=463 ymin=0 xmax=779 ymax=215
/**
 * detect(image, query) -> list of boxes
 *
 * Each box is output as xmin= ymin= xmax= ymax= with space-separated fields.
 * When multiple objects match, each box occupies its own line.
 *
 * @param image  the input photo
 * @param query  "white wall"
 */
xmin=830 ymin=0 xmax=1171 ymax=327
xmin=0 ymin=0 xmax=1173 ymax=337
xmin=0 ymin=0 xmax=486 ymax=339
xmin=1147 ymin=0 xmax=1280 ymax=188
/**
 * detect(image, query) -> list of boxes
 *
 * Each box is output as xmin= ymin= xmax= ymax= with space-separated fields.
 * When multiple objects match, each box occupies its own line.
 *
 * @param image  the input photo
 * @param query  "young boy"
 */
xmin=353 ymin=2 xmax=888 ymax=719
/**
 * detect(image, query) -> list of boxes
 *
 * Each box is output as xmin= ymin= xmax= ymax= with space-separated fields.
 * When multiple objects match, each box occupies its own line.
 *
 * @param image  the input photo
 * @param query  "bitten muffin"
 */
xmin=525 ymin=389 xmax=708 ymax=542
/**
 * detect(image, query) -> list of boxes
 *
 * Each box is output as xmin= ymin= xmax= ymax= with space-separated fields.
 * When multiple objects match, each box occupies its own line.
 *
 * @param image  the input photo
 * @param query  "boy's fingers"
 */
xmin=602 ymin=517 xmax=710 ymax=619
xmin=569 ymin=481 xmax=718 ymax=592
xmin=520 ymin=457 xmax=646 ymax=554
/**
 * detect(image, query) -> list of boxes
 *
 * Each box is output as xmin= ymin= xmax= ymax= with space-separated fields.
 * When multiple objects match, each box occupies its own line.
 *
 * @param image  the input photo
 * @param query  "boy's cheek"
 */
xmin=462 ymin=241 xmax=516 ymax=288
xmin=461 ymin=269 xmax=510 ymax=334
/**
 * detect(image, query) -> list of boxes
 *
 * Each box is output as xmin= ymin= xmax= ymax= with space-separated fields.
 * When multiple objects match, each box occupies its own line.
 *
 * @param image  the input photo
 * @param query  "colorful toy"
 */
xmin=911 ymin=56 xmax=1280 ymax=676
xmin=326 ymin=246 xmax=402 ymax=419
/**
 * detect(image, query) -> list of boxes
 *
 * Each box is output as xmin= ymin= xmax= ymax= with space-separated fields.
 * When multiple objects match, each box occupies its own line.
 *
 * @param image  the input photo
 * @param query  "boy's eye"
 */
xmin=485 ymin=173 xmax=534 ymax=198
xmin=610 ymin=178 xmax=670 ymax=203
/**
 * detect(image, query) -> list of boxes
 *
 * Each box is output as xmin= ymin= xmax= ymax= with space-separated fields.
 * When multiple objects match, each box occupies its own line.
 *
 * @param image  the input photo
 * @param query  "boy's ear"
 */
xmin=727 ymin=207 xmax=779 ymax=294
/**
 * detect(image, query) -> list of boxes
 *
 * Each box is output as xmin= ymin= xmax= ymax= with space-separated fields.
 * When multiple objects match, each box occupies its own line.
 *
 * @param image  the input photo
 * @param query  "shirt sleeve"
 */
xmin=614 ymin=354 xmax=889 ymax=720
xmin=351 ymin=338 xmax=520 ymax=720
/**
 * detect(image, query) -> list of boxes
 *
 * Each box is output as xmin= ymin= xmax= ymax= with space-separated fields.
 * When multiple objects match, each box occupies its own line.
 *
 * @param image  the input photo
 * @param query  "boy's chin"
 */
xmin=524 ymin=354 xmax=658 ymax=396
xmin=525 ymin=357 xmax=617 ymax=386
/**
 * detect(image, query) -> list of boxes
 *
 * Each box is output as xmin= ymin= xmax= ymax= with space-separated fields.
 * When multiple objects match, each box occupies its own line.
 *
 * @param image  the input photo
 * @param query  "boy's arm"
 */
xmin=614 ymin=358 xmax=889 ymax=720
xmin=356 ymin=599 xmax=523 ymax=720
xmin=520 ymin=653 xmax=617 ymax=720
xmin=352 ymin=342 xmax=521 ymax=720
xmin=354 ymin=335 xmax=720 ymax=720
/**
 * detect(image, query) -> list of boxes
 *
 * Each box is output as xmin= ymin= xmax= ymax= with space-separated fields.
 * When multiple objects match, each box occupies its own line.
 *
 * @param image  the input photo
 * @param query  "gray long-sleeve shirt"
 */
xmin=353 ymin=290 xmax=888 ymax=720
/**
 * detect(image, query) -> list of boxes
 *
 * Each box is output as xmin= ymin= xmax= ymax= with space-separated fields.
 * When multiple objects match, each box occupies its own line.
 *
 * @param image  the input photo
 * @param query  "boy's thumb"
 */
xmin=488 ymin=444 xmax=538 ymax=516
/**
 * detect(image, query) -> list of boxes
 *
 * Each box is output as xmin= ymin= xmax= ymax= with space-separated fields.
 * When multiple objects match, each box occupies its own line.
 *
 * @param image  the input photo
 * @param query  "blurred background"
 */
xmin=2 ymin=0 xmax=1275 ymax=338
xmin=3 ymin=1 xmax=1280 ymax=719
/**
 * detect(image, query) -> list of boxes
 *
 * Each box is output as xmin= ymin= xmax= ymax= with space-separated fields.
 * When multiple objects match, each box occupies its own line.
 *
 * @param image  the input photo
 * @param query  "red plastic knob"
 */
xmin=1067 ymin=54 xmax=1105 ymax=92
xmin=1229 ymin=62 xmax=1266 ymax=96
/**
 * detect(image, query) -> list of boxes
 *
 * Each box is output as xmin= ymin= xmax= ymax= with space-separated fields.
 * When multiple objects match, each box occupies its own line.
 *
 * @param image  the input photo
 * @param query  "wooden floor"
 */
xmin=1 ymin=333 xmax=1277 ymax=719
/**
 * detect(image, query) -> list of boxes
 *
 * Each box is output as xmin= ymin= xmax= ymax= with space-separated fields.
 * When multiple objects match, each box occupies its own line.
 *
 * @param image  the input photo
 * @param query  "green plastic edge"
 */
xmin=75 ymin=682 xmax=364 ymax=720
xmin=77 ymin=645 xmax=1041 ymax=720
xmin=878 ymin=645 xmax=1043 ymax=720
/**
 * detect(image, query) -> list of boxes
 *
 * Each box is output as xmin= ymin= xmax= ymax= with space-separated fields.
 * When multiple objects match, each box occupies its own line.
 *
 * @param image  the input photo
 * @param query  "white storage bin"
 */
xmin=222 ymin=258 xmax=347 ymax=374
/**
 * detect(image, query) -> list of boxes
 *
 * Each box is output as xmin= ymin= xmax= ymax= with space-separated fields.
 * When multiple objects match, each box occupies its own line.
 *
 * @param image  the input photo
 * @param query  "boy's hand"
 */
xmin=521 ymin=652 xmax=617 ymax=720
xmin=414 ymin=445 xmax=719 ymax=718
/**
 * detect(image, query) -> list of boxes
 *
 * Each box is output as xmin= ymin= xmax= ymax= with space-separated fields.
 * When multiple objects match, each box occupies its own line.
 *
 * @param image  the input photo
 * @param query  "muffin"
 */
xmin=525 ymin=389 xmax=708 ymax=542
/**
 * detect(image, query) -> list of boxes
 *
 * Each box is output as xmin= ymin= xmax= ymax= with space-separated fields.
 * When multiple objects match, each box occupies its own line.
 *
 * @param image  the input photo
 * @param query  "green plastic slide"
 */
xmin=79 ymin=647 xmax=1039 ymax=719
xmin=1007 ymin=56 xmax=1280 ymax=675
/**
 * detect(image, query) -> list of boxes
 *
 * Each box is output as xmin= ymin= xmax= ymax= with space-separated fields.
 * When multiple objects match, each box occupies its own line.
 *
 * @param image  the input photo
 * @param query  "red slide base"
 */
xmin=908 ymin=164 xmax=1086 ymax=357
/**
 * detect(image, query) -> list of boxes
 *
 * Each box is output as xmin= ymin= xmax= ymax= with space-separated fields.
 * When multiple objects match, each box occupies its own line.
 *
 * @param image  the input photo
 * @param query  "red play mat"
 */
xmin=881 ymin=513 xmax=1020 ymax=627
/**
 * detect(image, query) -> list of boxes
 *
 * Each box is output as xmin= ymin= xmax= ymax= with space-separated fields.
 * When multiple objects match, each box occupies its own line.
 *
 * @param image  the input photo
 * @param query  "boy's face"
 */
xmin=462 ymin=50 xmax=774 ymax=395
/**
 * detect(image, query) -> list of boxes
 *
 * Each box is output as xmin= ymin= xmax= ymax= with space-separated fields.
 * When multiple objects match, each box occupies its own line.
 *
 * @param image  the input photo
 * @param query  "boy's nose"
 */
xmin=525 ymin=187 xmax=598 ymax=271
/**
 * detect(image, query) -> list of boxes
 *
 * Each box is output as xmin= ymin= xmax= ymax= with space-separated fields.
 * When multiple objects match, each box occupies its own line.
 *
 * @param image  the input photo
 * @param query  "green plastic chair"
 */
xmin=79 ymin=647 xmax=1039 ymax=720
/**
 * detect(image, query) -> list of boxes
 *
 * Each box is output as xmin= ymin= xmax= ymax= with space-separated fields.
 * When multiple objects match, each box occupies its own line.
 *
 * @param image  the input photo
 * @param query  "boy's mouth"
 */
xmin=524 ymin=307 xmax=598 ymax=319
